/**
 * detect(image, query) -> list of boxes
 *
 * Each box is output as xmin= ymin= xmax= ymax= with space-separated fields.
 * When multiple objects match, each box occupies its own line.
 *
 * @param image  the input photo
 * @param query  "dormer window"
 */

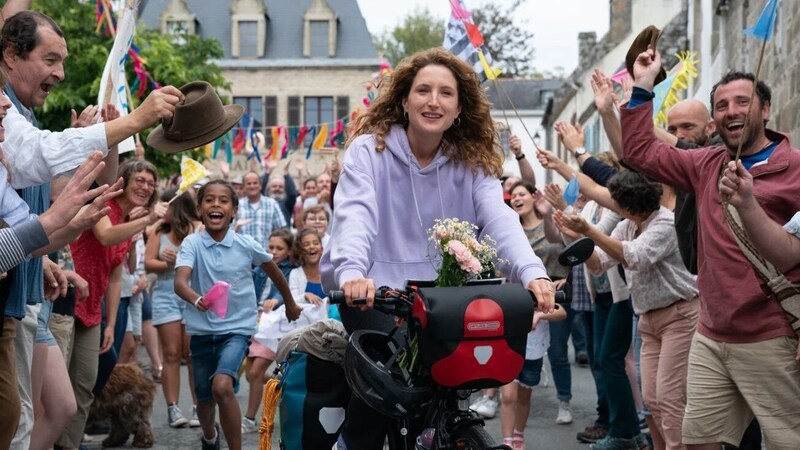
xmin=160 ymin=0 xmax=196 ymax=44
xmin=231 ymin=0 xmax=267 ymax=58
xmin=303 ymin=0 xmax=337 ymax=58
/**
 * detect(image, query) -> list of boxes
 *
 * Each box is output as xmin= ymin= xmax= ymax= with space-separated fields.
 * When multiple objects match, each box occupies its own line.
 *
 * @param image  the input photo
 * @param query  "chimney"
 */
xmin=608 ymin=0 xmax=632 ymax=44
xmin=578 ymin=32 xmax=597 ymax=69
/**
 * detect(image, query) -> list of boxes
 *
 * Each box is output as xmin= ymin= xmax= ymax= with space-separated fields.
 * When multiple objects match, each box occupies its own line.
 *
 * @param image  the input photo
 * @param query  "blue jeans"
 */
xmin=599 ymin=299 xmax=639 ymax=439
xmin=589 ymin=292 xmax=612 ymax=429
xmin=190 ymin=333 xmax=250 ymax=403
xmin=572 ymin=311 xmax=588 ymax=355
xmin=548 ymin=302 xmax=574 ymax=401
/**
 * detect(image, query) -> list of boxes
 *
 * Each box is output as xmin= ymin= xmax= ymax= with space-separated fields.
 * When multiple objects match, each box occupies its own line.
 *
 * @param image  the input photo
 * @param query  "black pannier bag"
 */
xmin=412 ymin=284 xmax=534 ymax=390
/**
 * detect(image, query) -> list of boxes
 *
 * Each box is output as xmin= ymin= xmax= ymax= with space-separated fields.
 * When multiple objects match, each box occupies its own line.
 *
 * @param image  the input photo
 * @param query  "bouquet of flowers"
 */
xmin=398 ymin=219 xmax=501 ymax=373
xmin=429 ymin=218 xmax=500 ymax=287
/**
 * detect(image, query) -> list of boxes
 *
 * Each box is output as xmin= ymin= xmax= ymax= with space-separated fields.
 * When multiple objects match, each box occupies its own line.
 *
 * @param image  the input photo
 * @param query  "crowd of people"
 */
xmin=1 ymin=2 xmax=799 ymax=450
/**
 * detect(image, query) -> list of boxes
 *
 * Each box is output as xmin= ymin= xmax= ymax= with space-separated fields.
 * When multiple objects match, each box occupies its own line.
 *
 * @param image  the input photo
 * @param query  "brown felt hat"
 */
xmin=625 ymin=25 xmax=667 ymax=86
xmin=147 ymin=81 xmax=244 ymax=154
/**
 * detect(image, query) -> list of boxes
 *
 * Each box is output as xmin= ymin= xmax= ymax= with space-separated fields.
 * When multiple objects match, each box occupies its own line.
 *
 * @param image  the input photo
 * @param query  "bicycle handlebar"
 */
xmin=329 ymin=286 xmax=566 ymax=307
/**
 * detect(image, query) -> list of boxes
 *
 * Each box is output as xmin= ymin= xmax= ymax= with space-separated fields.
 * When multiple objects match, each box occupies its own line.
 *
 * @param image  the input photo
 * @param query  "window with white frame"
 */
xmin=231 ymin=0 xmax=267 ymax=58
xmin=303 ymin=0 xmax=337 ymax=57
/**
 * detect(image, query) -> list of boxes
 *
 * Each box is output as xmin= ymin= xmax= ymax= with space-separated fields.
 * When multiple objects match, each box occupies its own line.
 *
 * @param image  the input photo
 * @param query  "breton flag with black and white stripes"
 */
xmin=442 ymin=0 xmax=501 ymax=83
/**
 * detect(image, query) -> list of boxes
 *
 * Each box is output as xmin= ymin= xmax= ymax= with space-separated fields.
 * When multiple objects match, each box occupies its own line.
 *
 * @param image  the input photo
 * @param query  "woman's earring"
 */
xmin=403 ymin=111 xmax=409 ymax=122
xmin=453 ymin=116 xmax=461 ymax=127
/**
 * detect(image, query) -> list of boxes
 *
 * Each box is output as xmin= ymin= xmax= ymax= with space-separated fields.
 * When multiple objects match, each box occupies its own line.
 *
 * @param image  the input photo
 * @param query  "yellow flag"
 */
xmin=477 ymin=50 xmax=502 ymax=81
xmin=313 ymin=123 xmax=329 ymax=150
xmin=179 ymin=156 xmax=208 ymax=193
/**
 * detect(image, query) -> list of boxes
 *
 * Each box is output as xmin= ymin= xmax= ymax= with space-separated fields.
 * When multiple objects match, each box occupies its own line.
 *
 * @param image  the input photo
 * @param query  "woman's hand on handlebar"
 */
xmin=527 ymin=277 xmax=556 ymax=314
xmin=342 ymin=277 xmax=376 ymax=311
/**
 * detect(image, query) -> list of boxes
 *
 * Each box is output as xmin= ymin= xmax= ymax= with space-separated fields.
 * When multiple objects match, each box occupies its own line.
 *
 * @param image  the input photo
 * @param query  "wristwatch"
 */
xmin=515 ymin=153 xmax=525 ymax=161
xmin=574 ymin=146 xmax=587 ymax=156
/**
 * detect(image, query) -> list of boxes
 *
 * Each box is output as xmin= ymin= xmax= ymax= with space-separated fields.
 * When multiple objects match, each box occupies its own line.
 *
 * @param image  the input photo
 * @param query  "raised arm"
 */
xmin=720 ymin=160 xmax=800 ymax=272
xmin=621 ymin=47 xmax=696 ymax=191
xmin=509 ymin=134 xmax=536 ymax=184
xmin=0 ymin=0 xmax=31 ymax=24
xmin=5 ymin=87 xmax=183 ymax=189
xmin=91 ymin=202 xmax=167 ymax=248
xmin=591 ymin=69 xmax=624 ymax=159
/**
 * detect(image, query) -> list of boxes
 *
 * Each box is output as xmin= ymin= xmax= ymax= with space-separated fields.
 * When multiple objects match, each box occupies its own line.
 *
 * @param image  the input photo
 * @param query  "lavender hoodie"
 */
xmin=321 ymin=125 xmax=548 ymax=331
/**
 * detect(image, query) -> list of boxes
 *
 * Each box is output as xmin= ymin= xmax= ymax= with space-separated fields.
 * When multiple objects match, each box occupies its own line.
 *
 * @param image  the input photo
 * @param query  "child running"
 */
xmin=242 ymin=229 xmax=296 ymax=434
xmin=175 ymin=180 xmax=301 ymax=450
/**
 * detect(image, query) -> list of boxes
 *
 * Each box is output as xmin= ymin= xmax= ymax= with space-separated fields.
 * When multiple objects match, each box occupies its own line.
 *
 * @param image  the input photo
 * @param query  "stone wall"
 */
xmin=695 ymin=0 xmax=800 ymax=142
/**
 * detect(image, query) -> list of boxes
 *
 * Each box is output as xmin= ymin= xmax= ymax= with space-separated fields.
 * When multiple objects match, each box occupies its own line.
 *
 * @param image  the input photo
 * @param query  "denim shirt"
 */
xmin=6 ymin=84 xmax=47 ymax=317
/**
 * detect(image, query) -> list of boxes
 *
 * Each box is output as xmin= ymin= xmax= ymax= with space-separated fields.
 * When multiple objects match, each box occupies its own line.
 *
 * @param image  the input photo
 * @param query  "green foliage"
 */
xmin=373 ymin=6 xmax=445 ymax=66
xmin=32 ymin=0 xmax=229 ymax=178
xmin=372 ymin=1 xmax=536 ymax=77
xmin=472 ymin=0 xmax=536 ymax=77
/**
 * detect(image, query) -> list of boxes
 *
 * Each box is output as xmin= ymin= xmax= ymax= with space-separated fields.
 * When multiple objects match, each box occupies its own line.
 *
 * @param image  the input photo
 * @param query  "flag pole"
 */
xmin=733 ymin=37 xmax=767 ymax=163
xmin=493 ymin=78 xmax=542 ymax=151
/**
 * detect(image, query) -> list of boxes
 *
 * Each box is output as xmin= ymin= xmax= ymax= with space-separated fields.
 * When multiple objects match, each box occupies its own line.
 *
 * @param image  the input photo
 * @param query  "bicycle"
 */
xmin=330 ymin=280 xmax=566 ymax=450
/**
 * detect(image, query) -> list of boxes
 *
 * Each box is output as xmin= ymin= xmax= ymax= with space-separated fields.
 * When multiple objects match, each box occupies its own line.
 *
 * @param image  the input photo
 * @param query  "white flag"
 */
xmin=97 ymin=4 xmax=136 ymax=153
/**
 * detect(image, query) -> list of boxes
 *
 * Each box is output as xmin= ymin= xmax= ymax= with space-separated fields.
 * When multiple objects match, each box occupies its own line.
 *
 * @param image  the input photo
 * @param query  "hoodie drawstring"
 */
xmin=436 ymin=163 xmax=446 ymax=219
xmin=408 ymin=154 xmax=426 ymax=232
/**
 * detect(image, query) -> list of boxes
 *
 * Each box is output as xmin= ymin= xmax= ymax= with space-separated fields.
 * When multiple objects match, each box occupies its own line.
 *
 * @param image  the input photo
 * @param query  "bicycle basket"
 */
xmin=412 ymin=284 xmax=533 ymax=389
xmin=344 ymin=330 xmax=432 ymax=418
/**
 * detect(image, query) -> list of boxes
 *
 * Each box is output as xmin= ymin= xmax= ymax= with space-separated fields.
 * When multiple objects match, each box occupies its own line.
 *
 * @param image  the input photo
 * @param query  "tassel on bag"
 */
xmin=258 ymin=378 xmax=283 ymax=450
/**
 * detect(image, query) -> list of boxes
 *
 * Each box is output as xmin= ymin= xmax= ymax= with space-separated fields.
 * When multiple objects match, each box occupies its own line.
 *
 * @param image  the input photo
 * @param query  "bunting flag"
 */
xmin=296 ymin=125 xmax=309 ymax=148
xmin=280 ymin=126 xmax=290 ymax=159
xmin=312 ymin=123 xmax=329 ymax=150
xmin=652 ymin=52 xmax=699 ymax=127
xmin=96 ymin=0 xmax=136 ymax=153
xmin=443 ymin=0 xmax=501 ymax=82
xmin=743 ymin=0 xmax=778 ymax=41
xmin=248 ymin=131 xmax=263 ymax=163
xmin=270 ymin=127 xmax=280 ymax=160
xmin=328 ymin=119 xmax=344 ymax=147
xmin=231 ymin=126 xmax=246 ymax=154
xmin=306 ymin=126 xmax=318 ymax=159
xmin=609 ymin=67 xmax=631 ymax=85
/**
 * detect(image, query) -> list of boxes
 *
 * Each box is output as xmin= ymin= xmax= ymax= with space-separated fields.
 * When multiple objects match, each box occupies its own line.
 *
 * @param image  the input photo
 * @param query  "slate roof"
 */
xmin=486 ymin=78 xmax=562 ymax=111
xmin=138 ymin=0 xmax=378 ymax=62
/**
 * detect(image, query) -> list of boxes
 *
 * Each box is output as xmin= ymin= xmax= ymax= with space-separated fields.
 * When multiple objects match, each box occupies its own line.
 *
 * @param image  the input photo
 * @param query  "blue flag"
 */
xmin=563 ymin=176 xmax=580 ymax=207
xmin=743 ymin=0 xmax=778 ymax=41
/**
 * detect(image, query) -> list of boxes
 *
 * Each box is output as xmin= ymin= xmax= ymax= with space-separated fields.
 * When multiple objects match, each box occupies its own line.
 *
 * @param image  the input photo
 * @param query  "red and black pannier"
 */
xmin=411 ymin=284 xmax=534 ymax=390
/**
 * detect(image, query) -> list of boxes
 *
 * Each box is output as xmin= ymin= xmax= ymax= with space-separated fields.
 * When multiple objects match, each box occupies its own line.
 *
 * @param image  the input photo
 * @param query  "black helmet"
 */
xmin=344 ymin=330 xmax=432 ymax=418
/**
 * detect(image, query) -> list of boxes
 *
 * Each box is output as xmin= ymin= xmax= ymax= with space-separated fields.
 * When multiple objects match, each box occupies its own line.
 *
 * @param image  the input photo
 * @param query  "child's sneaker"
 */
xmin=201 ymin=423 xmax=221 ymax=450
xmin=556 ymin=401 xmax=573 ymax=424
xmin=241 ymin=416 xmax=258 ymax=434
xmin=189 ymin=405 xmax=201 ymax=427
xmin=168 ymin=404 xmax=188 ymax=428
xmin=469 ymin=395 xmax=488 ymax=412
xmin=475 ymin=396 xmax=499 ymax=419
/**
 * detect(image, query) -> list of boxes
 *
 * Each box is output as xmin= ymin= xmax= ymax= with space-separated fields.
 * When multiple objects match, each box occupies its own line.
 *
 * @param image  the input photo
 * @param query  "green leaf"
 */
xmin=33 ymin=0 xmax=229 ymax=179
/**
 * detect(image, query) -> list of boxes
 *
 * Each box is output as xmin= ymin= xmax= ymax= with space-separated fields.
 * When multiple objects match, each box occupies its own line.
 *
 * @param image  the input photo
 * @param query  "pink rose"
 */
xmin=447 ymin=240 xmax=472 ymax=263
xmin=461 ymin=256 xmax=482 ymax=274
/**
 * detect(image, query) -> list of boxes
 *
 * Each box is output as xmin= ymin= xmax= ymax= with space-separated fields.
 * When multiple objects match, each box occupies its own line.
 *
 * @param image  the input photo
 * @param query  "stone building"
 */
xmin=139 ymin=0 xmax=379 ymax=175
xmin=541 ymin=0 xmax=687 ymax=183
xmin=689 ymin=0 xmax=800 ymax=142
xmin=487 ymin=78 xmax=561 ymax=182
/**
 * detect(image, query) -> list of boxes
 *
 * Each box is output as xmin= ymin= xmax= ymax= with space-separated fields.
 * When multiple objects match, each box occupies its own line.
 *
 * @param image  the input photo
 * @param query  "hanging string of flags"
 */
xmin=208 ymin=60 xmax=392 ymax=164
xmin=207 ymin=110 xmax=362 ymax=165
